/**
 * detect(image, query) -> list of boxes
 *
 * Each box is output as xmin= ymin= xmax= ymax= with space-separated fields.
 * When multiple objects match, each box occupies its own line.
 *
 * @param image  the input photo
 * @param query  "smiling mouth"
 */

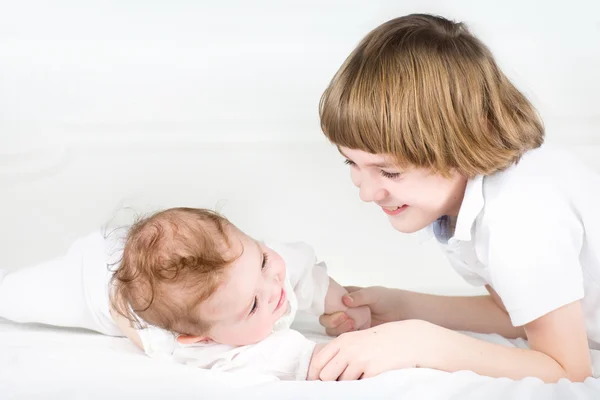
xmin=381 ymin=205 xmax=408 ymax=215
xmin=274 ymin=288 xmax=286 ymax=313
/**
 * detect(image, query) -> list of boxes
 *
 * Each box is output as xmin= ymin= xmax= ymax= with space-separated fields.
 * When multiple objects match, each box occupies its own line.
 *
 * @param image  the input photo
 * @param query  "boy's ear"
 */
xmin=177 ymin=334 xmax=212 ymax=345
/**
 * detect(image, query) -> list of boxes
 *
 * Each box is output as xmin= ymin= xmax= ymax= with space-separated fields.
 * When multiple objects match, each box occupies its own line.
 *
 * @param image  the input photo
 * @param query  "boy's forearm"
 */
xmin=393 ymin=289 xmax=525 ymax=339
xmin=416 ymin=321 xmax=588 ymax=383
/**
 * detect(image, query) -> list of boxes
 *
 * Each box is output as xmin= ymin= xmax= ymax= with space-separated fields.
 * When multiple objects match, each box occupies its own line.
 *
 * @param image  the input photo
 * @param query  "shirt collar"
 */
xmin=412 ymin=175 xmax=484 ymax=244
xmin=452 ymin=175 xmax=484 ymax=242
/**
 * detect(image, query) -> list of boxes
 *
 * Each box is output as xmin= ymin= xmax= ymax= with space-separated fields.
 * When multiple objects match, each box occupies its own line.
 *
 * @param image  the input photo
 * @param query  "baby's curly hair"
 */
xmin=110 ymin=207 xmax=239 ymax=336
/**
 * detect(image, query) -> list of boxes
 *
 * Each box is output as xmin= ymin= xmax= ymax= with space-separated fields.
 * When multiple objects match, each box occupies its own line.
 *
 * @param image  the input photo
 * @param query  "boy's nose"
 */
xmin=359 ymin=180 xmax=387 ymax=203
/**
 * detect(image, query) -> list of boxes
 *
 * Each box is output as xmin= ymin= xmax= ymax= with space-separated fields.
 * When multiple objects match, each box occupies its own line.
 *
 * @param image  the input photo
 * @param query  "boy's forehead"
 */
xmin=338 ymin=146 xmax=395 ymax=167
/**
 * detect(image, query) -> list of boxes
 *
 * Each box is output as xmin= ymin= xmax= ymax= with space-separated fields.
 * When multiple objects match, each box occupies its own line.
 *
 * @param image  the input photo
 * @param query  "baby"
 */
xmin=0 ymin=207 xmax=370 ymax=380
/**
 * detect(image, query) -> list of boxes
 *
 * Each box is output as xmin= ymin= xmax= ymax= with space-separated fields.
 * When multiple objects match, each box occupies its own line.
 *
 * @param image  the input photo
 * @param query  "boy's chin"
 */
xmin=389 ymin=218 xmax=431 ymax=234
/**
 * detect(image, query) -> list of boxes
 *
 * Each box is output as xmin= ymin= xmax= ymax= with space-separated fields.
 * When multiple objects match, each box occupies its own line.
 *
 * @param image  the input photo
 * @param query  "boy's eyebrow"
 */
xmin=336 ymin=146 xmax=394 ymax=168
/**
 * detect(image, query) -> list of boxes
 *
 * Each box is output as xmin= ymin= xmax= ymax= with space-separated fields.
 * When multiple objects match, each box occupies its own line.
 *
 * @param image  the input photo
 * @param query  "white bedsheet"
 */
xmin=2 ymin=313 xmax=600 ymax=399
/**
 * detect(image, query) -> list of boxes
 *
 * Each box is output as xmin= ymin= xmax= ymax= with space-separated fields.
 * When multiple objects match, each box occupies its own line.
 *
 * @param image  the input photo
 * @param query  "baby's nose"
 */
xmin=269 ymin=284 xmax=280 ymax=305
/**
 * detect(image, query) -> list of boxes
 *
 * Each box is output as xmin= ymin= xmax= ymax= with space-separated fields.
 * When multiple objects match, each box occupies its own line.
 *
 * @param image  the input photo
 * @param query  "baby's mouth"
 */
xmin=273 ymin=288 xmax=286 ymax=313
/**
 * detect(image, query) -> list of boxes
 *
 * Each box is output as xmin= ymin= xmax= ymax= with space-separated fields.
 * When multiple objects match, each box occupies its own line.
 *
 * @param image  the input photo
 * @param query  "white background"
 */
xmin=1 ymin=0 xmax=599 ymax=295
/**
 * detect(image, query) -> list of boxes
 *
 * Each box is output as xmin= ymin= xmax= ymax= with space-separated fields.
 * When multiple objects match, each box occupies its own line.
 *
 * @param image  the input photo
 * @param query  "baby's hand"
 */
xmin=323 ymin=278 xmax=372 ymax=333
xmin=344 ymin=305 xmax=371 ymax=331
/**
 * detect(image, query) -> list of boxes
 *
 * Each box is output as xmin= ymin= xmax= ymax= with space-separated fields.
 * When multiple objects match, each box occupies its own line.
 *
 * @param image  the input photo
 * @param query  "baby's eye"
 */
xmin=261 ymin=252 xmax=269 ymax=270
xmin=250 ymin=296 xmax=258 ymax=315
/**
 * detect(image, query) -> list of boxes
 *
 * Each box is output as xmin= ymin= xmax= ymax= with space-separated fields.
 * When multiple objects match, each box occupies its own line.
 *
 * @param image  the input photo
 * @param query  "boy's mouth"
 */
xmin=382 ymin=205 xmax=408 ymax=216
xmin=274 ymin=288 xmax=286 ymax=313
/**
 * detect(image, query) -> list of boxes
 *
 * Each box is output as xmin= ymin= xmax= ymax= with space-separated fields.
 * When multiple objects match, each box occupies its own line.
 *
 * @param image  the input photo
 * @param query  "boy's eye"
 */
xmin=344 ymin=159 xmax=356 ymax=167
xmin=380 ymin=170 xmax=402 ymax=179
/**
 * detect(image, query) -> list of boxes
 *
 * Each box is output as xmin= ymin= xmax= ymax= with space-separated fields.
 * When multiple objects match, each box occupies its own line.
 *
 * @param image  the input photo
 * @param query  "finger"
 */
xmin=338 ymin=363 xmax=364 ymax=381
xmin=318 ymin=354 xmax=348 ymax=381
xmin=343 ymin=286 xmax=363 ymax=293
xmin=319 ymin=311 xmax=348 ymax=329
xmin=307 ymin=343 xmax=340 ymax=380
xmin=360 ymin=368 xmax=380 ymax=380
xmin=325 ymin=318 xmax=355 ymax=336
xmin=343 ymin=288 xmax=377 ymax=308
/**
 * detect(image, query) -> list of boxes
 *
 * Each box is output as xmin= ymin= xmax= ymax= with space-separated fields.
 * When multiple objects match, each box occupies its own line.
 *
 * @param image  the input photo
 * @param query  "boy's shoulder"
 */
xmin=479 ymin=144 xmax=599 ymax=227
xmin=483 ymin=145 xmax=588 ymax=203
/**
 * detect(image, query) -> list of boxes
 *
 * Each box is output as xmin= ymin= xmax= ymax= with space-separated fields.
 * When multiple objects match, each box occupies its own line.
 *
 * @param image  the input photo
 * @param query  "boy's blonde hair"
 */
xmin=319 ymin=14 xmax=544 ymax=177
xmin=111 ymin=208 xmax=238 ymax=336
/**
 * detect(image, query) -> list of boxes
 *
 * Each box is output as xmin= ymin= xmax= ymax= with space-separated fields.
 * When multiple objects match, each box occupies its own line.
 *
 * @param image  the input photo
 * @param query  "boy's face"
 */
xmin=197 ymin=228 xmax=289 ymax=346
xmin=339 ymin=146 xmax=467 ymax=233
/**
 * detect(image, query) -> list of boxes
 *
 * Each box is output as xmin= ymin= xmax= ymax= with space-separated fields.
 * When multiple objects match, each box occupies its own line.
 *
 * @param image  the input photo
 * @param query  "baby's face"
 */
xmin=198 ymin=228 xmax=289 ymax=346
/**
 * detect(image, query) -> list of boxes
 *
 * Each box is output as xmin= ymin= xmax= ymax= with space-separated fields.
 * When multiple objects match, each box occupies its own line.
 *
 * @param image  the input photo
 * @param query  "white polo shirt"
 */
xmin=432 ymin=144 xmax=600 ymax=349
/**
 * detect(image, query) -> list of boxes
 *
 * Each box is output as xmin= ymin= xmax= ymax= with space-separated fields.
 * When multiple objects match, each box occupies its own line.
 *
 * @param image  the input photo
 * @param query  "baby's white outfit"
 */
xmin=136 ymin=240 xmax=330 ymax=380
xmin=0 ymin=230 xmax=330 ymax=380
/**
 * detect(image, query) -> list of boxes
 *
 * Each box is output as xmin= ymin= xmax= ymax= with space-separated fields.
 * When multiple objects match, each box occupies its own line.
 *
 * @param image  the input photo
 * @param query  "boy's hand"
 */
xmin=308 ymin=320 xmax=425 ymax=381
xmin=320 ymin=286 xmax=402 ymax=336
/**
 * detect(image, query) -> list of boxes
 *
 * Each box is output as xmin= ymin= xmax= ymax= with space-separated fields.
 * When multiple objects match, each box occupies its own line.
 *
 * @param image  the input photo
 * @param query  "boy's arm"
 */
xmin=395 ymin=287 xmax=526 ymax=338
xmin=327 ymin=285 xmax=525 ymax=338
xmin=421 ymin=299 xmax=592 ymax=382
xmin=310 ymin=300 xmax=591 ymax=383
xmin=325 ymin=277 xmax=371 ymax=330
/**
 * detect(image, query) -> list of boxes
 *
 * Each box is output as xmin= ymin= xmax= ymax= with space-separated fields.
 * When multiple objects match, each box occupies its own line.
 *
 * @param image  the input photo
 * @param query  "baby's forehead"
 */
xmin=199 ymin=235 xmax=261 ymax=321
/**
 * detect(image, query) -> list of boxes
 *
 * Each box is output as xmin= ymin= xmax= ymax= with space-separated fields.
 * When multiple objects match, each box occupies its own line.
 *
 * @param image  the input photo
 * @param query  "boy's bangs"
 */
xmin=319 ymin=63 xmax=391 ymax=156
xmin=318 ymin=54 xmax=430 ymax=171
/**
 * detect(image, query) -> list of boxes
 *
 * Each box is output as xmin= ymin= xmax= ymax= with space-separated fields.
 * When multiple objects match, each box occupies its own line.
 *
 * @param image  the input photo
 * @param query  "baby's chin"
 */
xmin=212 ymin=326 xmax=275 ymax=347
xmin=212 ymin=302 xmax=292 ymax=346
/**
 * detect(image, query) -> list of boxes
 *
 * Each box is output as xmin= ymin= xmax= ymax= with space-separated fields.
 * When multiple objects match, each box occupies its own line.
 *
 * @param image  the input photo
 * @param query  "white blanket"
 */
xmin=2 ymin=312 xmax=600 ymax=399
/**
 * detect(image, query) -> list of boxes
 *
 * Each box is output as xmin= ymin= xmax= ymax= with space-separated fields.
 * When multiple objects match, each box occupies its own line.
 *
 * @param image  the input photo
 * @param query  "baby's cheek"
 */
xmin=249 ymin=318 xmax=275 ymax=342
xmin=268 ymin=249 xmax=283 ymax=265
xmin=259 ymin=321 xmax=275 ymax=340
xmin=227 ymin=318 xmax=271 ymax=345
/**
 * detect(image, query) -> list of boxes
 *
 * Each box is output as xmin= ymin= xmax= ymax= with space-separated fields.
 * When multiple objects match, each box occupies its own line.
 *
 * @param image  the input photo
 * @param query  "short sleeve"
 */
xmin=480 ymin=179 xmax=585 ymax=327
xmin=265 ymin=242 xmax=330 ymax=316
xmin=441 ymin=245 xmax=488 ymax=287
xmin=170 ymin=329 xmax=316 ymax=381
